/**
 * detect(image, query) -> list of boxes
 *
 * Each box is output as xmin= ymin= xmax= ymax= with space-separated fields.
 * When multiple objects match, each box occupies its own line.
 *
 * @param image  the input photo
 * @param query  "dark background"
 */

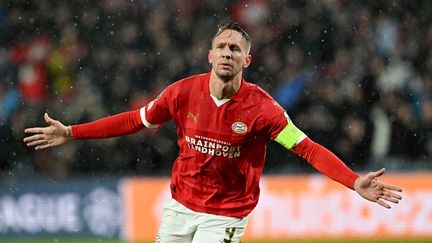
xmin=0 ymin=0 xmax=431 ymax=182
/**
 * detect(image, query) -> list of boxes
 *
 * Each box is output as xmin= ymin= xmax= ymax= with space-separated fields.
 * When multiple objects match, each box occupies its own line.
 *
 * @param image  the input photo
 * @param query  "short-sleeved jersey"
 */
xmin=141 ymin=72 xmax=288 ymax=218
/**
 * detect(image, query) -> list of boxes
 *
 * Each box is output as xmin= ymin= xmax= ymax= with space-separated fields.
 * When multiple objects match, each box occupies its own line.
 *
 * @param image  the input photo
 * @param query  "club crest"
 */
xmin=231 ymin=122 xmax=247 ymax=134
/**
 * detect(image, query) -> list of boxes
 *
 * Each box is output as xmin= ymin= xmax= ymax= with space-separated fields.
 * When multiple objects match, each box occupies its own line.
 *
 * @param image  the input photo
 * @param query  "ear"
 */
xmin=208 ymin=49 xmax=213 ymax=64
xmin=243 ymin=54 xmax=252 ymax=68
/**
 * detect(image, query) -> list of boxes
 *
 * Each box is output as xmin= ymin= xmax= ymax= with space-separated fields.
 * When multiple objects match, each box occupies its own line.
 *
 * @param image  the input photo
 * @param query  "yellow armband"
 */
xmin=274 ymin=122 xmax=304 ymax=149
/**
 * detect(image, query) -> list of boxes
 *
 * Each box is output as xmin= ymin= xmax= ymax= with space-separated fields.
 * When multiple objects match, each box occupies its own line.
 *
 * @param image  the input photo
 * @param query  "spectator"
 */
xmin=0 ymin=0 xmax=430 ymax=179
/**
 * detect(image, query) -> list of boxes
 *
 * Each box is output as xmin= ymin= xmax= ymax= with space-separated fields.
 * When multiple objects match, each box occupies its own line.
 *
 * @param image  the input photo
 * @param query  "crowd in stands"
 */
xmin=1 ymin=0 xmax=431 ymax=180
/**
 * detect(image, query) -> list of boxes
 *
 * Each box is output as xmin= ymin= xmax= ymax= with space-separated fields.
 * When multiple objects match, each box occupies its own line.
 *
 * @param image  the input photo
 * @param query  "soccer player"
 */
xmin=23 ymin=22 xmax=402 ymax=243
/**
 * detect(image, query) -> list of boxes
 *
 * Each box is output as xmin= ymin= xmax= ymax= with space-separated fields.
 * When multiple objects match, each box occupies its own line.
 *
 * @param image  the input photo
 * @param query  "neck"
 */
xmin=209 ymin=72 xmax=242 ymax=100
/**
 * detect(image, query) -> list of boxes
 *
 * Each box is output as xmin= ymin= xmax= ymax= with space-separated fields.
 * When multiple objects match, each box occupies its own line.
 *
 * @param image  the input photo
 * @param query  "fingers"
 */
xmin=367 ymin=168 xmax=386 ymax=180
xmin=23 ymin=113 xmax=65 ymax=150
xmin=383 ymin=183 xmax=403 ymax=192
xmin=380 ymin=195 xmax=400 ymax=204
xmin=378 ymin=192 xmax=402 ymax=207
xmin=376 ymin=193 xmax=403 ymax=208
xmin=376 ymin=188 xmax=402 ymax=207
xmin=25 ymin=114 xmax=56 ymax=134
xmin=24 ymin=134 xmax=45 ymax=143
xmin=44 ymin=113 xmax=54 ymax=125
xmin=24 ymin=127 xmax=47 ymax=135
xmin=383 ymin=190 xmax=402 ymax=200
xmin=27 ymin=139 xmax=47 ymax=147
xmin=23 ymin=134 xmax=46 ymax=143
xmin=25 ymin=136 xmax=55 ymax=150
xmin=376 ymin=199 xmax=391 ymax=209
xmin=35 ymin=142 xmax=53 ymax=150
xmin=23 ymin=134 xmax=50 ymax=148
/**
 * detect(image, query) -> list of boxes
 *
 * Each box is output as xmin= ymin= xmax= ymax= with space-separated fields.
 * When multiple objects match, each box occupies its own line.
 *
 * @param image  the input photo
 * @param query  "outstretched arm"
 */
xmin=291 ymin=137 xmax=402 ymax=208
xmin=274 ymin=121 xmax=402 ymax=208
xmin=24 ymin=109 xmax=144 ymax=150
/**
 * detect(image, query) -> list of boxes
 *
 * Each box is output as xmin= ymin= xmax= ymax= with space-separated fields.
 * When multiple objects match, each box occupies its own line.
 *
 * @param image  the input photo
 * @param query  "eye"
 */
xmin=216 ymin=43 xmax=225 ymax=49
xmin=230 ymin=45 xmax=241 ymax=52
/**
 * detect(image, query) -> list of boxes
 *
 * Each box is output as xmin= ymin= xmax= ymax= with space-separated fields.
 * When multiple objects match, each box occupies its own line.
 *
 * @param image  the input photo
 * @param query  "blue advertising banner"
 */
xmin=0 ymin=179 xmax=123 ymax=238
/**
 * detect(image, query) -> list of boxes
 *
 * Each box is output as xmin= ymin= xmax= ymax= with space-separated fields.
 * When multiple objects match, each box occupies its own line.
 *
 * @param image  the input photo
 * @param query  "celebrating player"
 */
xmin=24 ymin=22 xmax=402 ymax=243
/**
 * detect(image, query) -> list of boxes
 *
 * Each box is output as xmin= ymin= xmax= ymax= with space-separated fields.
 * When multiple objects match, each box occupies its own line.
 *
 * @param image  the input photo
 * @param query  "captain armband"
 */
xmin=274 ymin=122 xmax=306 ymax=149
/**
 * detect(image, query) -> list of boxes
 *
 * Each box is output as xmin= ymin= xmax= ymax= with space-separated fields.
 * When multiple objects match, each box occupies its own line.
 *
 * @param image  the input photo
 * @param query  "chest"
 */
xmin=176 ymin=92 xmax=259 ymax=145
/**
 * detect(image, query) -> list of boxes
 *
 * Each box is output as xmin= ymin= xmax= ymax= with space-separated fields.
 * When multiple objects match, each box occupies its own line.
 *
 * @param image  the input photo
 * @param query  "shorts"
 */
xmin=156 ymin=198 xmax=248 ymax=243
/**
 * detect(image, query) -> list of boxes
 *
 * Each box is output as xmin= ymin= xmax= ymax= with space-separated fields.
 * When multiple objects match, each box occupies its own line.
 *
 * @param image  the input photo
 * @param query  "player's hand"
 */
xmin=354 ymin=168 xmax=402 ymax=209
xmin=23 ymin=113 xmax=73 ymax=150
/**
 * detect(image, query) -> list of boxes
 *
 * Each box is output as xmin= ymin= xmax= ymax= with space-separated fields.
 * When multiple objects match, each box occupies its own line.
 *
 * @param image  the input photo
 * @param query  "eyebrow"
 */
xmin=212 ymin=31 xmax=251 ymax=54
xmin=214 ymin=41 xmax=243 ymax=51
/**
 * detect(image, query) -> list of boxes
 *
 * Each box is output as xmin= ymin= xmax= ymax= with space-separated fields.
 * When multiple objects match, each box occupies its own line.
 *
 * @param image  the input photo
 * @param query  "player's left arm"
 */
xmin=274 ymin=121 xmax=402 ymax=208
xmin=275 ymin=122 xmax=358 ymax=189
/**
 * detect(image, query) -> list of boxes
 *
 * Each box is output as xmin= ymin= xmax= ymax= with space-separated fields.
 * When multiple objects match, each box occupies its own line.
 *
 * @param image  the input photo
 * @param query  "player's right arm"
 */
xmin=24 ymin=110 xmax=144 ymax=150
xmin=24 ymin=83 xmax=175 ymax=150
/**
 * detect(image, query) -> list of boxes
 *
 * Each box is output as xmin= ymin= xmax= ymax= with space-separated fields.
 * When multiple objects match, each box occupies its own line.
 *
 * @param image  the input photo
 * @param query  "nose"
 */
xmin=221 ymin=46 xmax=232 ymax=59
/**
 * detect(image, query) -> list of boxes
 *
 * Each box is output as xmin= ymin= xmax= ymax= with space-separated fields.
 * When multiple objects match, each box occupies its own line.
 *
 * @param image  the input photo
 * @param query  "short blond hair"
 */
xmin=212 ymin=22 xmax=252 ymax=54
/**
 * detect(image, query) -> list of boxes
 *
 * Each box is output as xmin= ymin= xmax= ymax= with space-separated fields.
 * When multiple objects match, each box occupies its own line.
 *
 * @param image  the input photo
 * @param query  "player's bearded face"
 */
xmin=209 ymin=30 xmax=251 ymax=81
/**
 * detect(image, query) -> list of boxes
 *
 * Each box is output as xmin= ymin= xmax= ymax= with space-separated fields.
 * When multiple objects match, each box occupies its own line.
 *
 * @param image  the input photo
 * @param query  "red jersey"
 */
xmin=72 ymin=72 xmax=358 ymax=218
xmin=143 ymin=72 xmax=287 ymax=218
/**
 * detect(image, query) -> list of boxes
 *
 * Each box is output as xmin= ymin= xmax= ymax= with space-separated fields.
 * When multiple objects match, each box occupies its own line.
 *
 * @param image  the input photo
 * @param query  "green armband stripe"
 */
xmin=274 ymin=122 xmax=303 ymax=149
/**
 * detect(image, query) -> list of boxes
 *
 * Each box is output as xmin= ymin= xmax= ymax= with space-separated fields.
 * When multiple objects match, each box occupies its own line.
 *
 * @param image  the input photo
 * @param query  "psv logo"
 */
xmin=231 ymin=122 xmax=247 ymax=134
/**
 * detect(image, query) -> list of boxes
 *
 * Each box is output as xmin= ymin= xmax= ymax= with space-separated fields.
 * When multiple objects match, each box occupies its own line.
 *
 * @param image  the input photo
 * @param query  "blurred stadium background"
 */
xmin=1 ymin=0 xmax=432 ymax=242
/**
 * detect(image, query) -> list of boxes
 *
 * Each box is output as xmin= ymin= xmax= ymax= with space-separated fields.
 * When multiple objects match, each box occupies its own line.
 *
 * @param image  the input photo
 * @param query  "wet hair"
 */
xmin=212 ymin=22 xmax=252 ymax=53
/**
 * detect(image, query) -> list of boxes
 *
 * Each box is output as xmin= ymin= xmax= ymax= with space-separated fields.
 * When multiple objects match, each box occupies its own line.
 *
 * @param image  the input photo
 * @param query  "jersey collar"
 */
xmin=201 ymin=72 xmax=248 ymax=102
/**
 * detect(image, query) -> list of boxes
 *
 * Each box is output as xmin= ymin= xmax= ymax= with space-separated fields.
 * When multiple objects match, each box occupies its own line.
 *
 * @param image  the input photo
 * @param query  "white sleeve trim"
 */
xmin=296 ymin=133 xmax=307 ymax=146
xmin=140 ymin=107 xmax=159 ymax=129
